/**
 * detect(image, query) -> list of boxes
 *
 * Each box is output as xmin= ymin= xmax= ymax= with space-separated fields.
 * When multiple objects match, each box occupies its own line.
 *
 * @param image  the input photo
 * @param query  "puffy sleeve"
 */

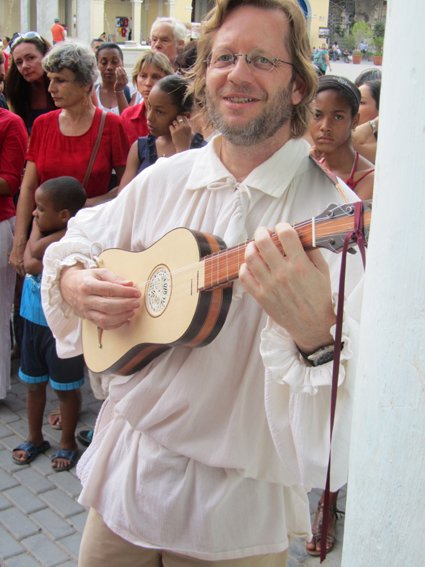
xmin=261 ymin=276 xmax=363 ymax=492
xmin=41 ymin=180 xmax=140 ymax=358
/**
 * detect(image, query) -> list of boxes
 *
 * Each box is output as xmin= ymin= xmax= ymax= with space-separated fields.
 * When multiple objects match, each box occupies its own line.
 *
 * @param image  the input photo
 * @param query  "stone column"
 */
xmin=75 ymin=0 xmax=105 ymax=45
xmin=20 ymin=0 xmax=30 ymax=33
xmin=36 ymin=0 xmax=59 ymax=42
xmin=341 ymin=0 xmax=425 ymax=565
xmin=131 ymin=0 xmax=143 ymax=44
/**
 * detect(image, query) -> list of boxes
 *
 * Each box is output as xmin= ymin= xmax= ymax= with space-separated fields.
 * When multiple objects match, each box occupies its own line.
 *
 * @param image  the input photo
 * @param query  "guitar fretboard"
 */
xmin=202 ymin=205 xmax=371 ymax=290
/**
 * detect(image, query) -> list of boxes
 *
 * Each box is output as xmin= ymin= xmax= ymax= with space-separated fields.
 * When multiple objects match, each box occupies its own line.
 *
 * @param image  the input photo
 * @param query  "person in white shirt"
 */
xmin=41 ymin=1 xmax=364 ymax=565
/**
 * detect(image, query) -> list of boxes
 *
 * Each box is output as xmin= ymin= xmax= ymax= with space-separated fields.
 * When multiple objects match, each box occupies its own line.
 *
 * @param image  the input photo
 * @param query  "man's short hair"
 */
xmin=151 ymin=17 xmax=188 ymax=43
xmin=188 ymin=0 xmax=318 ymax=138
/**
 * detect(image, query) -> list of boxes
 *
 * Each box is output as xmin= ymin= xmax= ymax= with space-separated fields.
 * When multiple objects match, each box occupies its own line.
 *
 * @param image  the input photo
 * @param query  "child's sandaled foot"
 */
xmin=51 ymin=448 xmax=79 ymax=472
xmin=12 ymin=440 xmax=51 ymax=465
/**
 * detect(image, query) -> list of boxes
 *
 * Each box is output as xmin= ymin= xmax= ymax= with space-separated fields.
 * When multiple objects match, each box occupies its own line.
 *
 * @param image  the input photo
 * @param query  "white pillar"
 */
xmin=131 ymin=0 xmax=143 ymax=44
xmin=75 ymin=0 xmax=104 ymax=45
xmin=341 ymin=1 xmax=425 ymax=565
xmin=36 ymin=0 xmax=59 ymax=43
xmin=20 ymin=0 xmax=30 ymax=32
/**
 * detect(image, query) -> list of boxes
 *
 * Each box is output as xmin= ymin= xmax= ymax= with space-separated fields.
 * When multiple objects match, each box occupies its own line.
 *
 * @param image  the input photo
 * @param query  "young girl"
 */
xmin=310 ymin=75 xmax=374 ymax=200
xmin=120 ymin=51 xmax=174 ymax=145
xmin=95 ymin=42 xmax=131 ymax=115
xmin=118 ymin=74 xmax=205 ymax=192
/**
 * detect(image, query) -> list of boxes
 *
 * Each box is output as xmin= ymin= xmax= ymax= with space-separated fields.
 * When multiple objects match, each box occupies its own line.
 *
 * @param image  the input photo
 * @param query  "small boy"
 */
xmin=12 ymin=176 xmax=86 ymax=472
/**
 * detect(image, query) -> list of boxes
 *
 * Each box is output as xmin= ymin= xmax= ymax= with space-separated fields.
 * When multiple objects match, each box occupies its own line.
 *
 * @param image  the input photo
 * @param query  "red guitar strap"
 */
xmin=320 ymin=201 xmax=367 ymax=562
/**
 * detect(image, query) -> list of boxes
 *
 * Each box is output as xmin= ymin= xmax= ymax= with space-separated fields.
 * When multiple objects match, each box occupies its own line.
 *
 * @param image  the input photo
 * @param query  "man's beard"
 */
xmin=206 ymin=83 xmax=294 ymax=146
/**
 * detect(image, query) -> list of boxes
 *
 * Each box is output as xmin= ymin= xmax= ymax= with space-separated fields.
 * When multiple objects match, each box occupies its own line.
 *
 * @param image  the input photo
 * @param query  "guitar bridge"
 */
xmin=97 ymin=327 xmax=103 ymax=349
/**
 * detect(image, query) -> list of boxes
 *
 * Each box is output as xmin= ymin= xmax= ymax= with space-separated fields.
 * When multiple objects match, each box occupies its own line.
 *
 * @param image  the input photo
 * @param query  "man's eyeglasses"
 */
xmin=206 ymin=50 xmax=293 ymax=72
xmin=11 ymin=31 xmax=44 ymax=50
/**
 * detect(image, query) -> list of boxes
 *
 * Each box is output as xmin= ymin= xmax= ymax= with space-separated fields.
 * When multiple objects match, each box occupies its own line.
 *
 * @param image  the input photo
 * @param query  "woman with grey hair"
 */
xmin=10 ymin=41 xmax=129 ymax=273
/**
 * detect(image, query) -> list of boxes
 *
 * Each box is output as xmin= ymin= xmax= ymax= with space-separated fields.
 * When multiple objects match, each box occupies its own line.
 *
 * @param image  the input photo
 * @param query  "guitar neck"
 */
xmin=202 ymin=201 xmax=371 ymax=291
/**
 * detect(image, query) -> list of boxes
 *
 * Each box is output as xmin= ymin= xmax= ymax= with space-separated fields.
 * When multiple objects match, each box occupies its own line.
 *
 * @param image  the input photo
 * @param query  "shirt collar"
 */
xmin=130 ymin=100 xmax=146 ymax=120
xmin=186 ymin=134 xmax=310 ymax=198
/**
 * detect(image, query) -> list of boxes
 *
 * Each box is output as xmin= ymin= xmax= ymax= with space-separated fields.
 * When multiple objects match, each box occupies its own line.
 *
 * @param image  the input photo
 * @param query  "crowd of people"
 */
xmin=0 ymin=1 xmax=382 ymax=564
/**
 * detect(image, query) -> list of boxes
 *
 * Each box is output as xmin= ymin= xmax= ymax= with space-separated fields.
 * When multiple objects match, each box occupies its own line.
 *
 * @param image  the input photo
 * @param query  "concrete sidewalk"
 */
xmin=325 ymin=57 xmax=382 ymax=82
xmin=0 ymin=358 xmax=345 ymax=566
xmin=0 ymin=360 xmax=101 ymax=566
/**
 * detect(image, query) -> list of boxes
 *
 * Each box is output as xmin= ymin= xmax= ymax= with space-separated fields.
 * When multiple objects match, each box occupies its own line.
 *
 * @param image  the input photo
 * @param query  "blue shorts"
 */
xmin=19 ymin=319 xmax=84 ymax=391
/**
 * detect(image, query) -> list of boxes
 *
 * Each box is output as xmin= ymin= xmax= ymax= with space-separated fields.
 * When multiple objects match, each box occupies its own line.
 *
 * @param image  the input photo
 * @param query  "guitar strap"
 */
xmin=320 ymin=201 xmax=367 ymax=563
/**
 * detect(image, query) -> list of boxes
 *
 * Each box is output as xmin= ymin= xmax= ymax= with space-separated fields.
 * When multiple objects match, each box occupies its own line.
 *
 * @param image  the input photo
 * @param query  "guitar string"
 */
xmin=130 ymin=213 xmax=364 ymax=292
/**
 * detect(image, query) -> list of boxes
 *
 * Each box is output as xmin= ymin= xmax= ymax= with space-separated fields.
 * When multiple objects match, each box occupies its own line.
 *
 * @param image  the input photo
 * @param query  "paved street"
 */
xmin=0 ymin=361 xmax=101 ymax=566
xmin=328 ymin=57 xmax=382 ymax=81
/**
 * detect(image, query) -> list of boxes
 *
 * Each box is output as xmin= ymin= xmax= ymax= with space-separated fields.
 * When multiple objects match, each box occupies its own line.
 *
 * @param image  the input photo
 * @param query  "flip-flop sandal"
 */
xmin=51 ymin=448 xmax=79 ymax=472
xmin=47 ymin=408 xmax=62 ymax=430
xmin=12 ymin=440 xmax=51 ymax=465
xmin=77 ymin=429 xmax=93 ymax=447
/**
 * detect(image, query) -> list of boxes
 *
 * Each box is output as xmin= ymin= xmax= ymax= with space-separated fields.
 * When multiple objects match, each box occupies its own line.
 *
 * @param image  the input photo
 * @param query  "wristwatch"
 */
xmin=369 ymin=119 xmax=378 ymax=139
xmin=299 ymin=344 xmax=338 ymax=367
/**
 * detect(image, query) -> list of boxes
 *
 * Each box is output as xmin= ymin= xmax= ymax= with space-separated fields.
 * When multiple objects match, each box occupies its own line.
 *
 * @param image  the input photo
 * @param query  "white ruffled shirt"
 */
xmin=42 ymin=136 xmax=364 ymax=560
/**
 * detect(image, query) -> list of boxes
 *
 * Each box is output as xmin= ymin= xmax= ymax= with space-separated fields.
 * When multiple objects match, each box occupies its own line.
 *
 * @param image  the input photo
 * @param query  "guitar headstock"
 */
xmin=313 ymin=200 xmax=372 ymax=254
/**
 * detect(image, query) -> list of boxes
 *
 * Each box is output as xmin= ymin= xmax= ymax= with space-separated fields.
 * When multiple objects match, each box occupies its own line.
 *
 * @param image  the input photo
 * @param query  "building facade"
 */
xmin=0 ymin=0 xmax=330 ymax=49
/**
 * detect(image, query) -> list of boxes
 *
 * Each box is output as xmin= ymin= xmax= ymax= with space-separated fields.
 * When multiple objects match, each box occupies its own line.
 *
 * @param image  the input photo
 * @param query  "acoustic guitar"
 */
xmin=82 ymin=200 xmax=371 ymax=375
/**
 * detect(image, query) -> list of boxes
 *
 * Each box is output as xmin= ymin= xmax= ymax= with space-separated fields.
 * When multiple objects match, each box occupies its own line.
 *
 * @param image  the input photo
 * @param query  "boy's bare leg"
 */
xmin=12 ymin=382 xmax=47 ymax=462
xmin=52 ymin=388 xmax=81 ymax=470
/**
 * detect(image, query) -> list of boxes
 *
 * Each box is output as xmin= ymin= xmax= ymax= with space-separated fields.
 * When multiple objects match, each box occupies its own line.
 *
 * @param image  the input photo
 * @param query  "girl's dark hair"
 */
xmin=317 ymin=75 xmax=361 ymax=117
xmin=361 ymin=79 xmax=381 ymax=111
xmin=156 ymin=74 xmax=193 ymax=114
xmin=96 ymin=42 xmax=124 ymax=62
xmin=5 ymin=36 xmax=54 ymax=130
xmin=39 ymin=176 xmax=86 ymax=215
xmin=354 ymin=67 xmax=382 ymax=87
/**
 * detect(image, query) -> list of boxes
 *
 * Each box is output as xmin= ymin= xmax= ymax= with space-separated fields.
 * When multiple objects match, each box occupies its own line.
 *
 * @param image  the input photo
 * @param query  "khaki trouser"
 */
xmin=79 ymin=508 xmax=288 ymax=567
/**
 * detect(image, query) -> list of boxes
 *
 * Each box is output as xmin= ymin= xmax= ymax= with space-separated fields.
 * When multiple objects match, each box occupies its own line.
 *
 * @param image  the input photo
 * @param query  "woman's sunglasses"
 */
xmin=11 ymin=31 xmax=44 ymax=50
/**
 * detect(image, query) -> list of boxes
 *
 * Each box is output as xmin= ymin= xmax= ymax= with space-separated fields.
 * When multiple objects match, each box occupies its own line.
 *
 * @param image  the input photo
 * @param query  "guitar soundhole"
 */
xmin=145 ymin=264 xmax=172 ymax=318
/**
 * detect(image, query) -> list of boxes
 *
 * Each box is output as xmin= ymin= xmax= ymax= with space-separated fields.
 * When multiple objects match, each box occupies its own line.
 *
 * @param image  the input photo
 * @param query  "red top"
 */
xmin=0 ymin=108 xmax=28 ymax=221
xmin=51 ymin=22 xmax=65 ymax=43
xmin=27 ymin=108 xmax=129 ymax=197
xmin=121 ymin=101 xmax=149 ymax=145
xmin=345 ymin=152 xmax=374 ymax=191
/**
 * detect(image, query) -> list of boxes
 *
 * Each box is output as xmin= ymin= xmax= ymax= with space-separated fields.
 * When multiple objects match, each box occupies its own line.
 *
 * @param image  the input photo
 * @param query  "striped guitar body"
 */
xmin=82 ymin=229 xmax=233 ymax=375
